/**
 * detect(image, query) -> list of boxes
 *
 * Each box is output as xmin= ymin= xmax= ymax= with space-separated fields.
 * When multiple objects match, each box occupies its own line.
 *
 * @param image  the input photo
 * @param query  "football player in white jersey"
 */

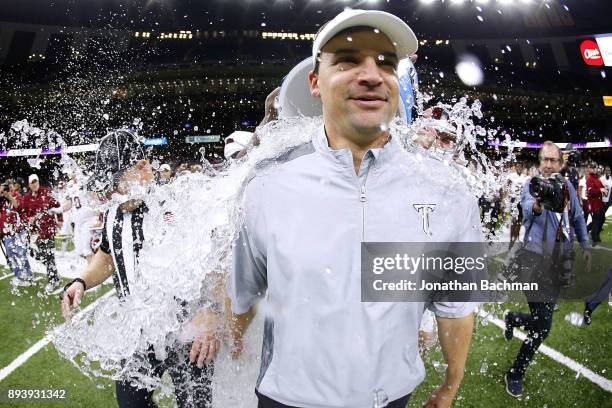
xmin=56 ymin=180 xmax=74 ymax=253
xmin=59 ymin=182 xmax=101 ymax=263
xmin=508 ymin=162 xmax=529 ymax=246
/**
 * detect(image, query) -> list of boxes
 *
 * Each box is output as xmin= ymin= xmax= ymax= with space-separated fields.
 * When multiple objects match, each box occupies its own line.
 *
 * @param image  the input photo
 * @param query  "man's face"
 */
xmin=605 ymin=167 xmax=611 ymax=177
xmin=29 ymin=179 xmax=39 ymax=193
xmin=58 ymin=181 xmax=65 ymax=190
xmin=159 ymin=169 xmax=172 ymax=180
xmin=539 ymin=145 xmax=562 ymax=177
xmin=309 ymin=29 xmax=399 ymax=141
xmin=515 ymin=164 xmax=523 ymax=174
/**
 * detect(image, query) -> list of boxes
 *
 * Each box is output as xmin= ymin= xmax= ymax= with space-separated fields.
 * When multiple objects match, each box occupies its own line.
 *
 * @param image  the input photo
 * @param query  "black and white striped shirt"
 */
xmin=99 ymin=203 xmax=147 ymax=298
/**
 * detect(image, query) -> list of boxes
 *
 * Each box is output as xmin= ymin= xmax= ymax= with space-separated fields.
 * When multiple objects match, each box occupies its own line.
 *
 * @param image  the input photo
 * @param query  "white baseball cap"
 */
xmin=159 ymin=163 xmax=172 ymax=172
xmin=312 ymin=9 xmax=418 ymax=69
xmin=224 ymin=131 xmax=254 ymax=159
xmin=28 ymin=174 xmax=39 ymax=183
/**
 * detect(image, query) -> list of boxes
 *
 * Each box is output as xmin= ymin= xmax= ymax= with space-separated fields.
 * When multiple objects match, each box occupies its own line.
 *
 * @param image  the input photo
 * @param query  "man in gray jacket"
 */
xmin=230 ymin=9 xmax=483 ymax=408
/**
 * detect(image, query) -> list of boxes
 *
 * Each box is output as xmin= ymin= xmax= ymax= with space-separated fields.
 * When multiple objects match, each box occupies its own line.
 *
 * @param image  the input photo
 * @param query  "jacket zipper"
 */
xmin=360 ymin=165 xmax=372 ymax=241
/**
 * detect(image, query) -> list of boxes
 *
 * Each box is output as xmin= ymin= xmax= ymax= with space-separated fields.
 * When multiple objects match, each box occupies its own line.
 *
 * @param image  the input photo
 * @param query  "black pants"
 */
xmin=590 ymin=210 xmax=605 ymax=243
xmin=256 ymin=390 xmax=411 ymax=408
xmin=115 ymin=344 xmax=213 ymax=408
xmin=32 ymin=237 xmax=58 ymax=282
xmin=586 ymin=268 xmax=612 ymax=313
xmin=507 ymin=302 xmax=555 ymax=379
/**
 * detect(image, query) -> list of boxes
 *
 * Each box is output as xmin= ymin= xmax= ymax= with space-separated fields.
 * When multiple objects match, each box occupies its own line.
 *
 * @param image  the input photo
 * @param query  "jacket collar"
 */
xmin=313 ymin=125 xmax=398 ymax=168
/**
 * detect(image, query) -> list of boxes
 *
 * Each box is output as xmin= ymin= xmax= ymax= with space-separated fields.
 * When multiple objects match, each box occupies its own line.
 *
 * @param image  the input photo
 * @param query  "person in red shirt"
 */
xmin=21 ymin=174 xmax=61 ymax=292
xmin=586 ymin=162 xmax=608 ymax=245
xmin=0 ymin=179 xmax=33 ymax=286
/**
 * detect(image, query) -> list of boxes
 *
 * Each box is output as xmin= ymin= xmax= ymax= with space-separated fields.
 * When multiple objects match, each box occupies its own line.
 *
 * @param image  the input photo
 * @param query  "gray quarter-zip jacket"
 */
xmin=230 ymin=126 xmax=483 ymax=408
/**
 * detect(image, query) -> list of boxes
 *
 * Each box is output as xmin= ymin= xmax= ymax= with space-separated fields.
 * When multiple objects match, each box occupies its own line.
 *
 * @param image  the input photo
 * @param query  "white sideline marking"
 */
xmin=489 ymin=316 xmax=612 ymax=392
xmin=0 ymin=290 xmax=115 ymax=382
xmin=0 ymin=273 xmax=13 ymax=281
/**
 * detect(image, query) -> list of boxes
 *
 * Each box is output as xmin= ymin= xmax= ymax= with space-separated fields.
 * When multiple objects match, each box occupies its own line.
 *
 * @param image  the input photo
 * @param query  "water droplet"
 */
xmin=477 ymin=15 xmax=484 ymax=22
xmin=480 ymin=361 xmax=488 ymax=373
xmin=432 ymin=360 xmax=448 ymax=373
xmin=372 ymin=389 xmax=389 ymax=408
xmin=102 ymin=113 xmax=109 ymax=120
xmin=347 ymin=36 xmax=353 ymax=42
xmin=373 ymin=28 xmax=380 ymax=34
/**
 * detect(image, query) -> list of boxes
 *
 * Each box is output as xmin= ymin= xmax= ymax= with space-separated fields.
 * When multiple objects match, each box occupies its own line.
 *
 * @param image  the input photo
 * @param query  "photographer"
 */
xmin=0 ymin=179 xmax=33 ymax=286
xmin=503 ymin=141 xmax=591 ymax=398
xmin=561 ymin=144 xmax=580 ymax=191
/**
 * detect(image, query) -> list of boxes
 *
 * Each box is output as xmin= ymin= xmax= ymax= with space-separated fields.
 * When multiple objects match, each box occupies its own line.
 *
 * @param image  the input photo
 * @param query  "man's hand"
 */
xmin=423 ymin=381 xmax=458 ymax=408
xmin=189 ymin=308 xmax=221 ymax=368
xmin=583 ymin=249 xmax=592 ymax=274
xmin=533 ymin=199 xmax=543 ymax=215
xmin=61 ymin=281 xmax=86 ymax=321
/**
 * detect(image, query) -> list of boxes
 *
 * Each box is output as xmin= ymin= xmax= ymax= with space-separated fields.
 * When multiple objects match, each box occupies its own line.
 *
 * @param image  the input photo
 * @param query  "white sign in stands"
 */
xmin=185 ymin=135 xmax=221 ymax=144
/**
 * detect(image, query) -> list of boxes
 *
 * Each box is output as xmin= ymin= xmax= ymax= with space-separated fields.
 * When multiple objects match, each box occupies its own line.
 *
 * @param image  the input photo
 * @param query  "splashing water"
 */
xmin=51 ymin=117 xmax=320 ymax=397
xmin=39 ymin=85 xmax=515 ymax=403
xmin=372 ymin=388 xmax=389 ymax=408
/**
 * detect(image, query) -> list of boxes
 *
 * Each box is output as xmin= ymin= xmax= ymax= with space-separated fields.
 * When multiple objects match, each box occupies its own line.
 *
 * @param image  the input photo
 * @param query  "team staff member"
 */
xmin=21 ymin=174 xmax=61 ymax=293
xmin=61 ymin=130 xmax=221 ymax=408
xmin=230 ymin=9 xmax=482 ymax=408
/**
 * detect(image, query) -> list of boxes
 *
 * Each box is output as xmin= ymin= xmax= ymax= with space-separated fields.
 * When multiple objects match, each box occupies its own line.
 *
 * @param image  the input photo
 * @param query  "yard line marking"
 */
xmin=0 ymin=273 xmax=13 ymax=281
xmin=489 ymin=315 xmax=612 ymax=392
xmin=0 ymin=290 xmax=115 ymax=382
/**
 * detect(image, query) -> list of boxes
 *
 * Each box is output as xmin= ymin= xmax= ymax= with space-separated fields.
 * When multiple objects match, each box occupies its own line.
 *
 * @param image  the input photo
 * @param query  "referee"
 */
xmin=61 ymin=130 xmax=221 ymax=408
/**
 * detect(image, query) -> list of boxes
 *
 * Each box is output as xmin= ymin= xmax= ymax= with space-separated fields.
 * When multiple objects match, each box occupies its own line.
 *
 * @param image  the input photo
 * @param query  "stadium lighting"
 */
xmin=419 ymin=0 xmax=436 ymax=4
xmin=497 ymin=0 xmax=514 ymax=5
xmin=475 ymin=0 xmax=490 ymax=4
xmin=450 ymin=0 xmax=466 ymax=4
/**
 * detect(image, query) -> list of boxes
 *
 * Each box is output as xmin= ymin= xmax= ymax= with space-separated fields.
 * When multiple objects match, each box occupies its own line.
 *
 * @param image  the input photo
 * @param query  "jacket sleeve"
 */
xmin=229 ymin=179 xmax=268 ymax=314
xmin=19 ymin=195 xmax=31 ymax=219
xmin=430 ymin=196 xmax=482 ymax=318
xmin=569 ymin=183 xmax=590 ymax=249
xmin=521 ymin=177 xmax=537 ymax=220
xmin=586 ymin=178 xmax=603 ymax=200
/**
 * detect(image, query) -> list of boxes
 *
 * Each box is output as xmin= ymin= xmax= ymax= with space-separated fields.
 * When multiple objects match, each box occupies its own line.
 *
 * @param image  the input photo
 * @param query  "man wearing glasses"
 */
xmin=21 ymin=174 xmax=61 ymax=293
xmin=503 ymin=141 xmax=591 ymax=397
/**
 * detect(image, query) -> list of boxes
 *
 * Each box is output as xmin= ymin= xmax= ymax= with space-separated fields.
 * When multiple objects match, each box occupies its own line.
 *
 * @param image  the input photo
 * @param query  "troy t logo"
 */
xmin=413 ymin=204 xmax=436 ymax=237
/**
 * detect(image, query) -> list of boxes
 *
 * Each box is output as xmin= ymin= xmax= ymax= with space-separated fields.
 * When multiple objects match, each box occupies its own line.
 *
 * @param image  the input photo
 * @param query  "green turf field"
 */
xmin=0 ymin=217 xmax=610 ymax=407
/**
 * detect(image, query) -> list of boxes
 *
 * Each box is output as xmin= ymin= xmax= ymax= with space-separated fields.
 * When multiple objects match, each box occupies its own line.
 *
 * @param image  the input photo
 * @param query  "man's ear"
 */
xmin=308 ymin=70 xmax=321 ymax=98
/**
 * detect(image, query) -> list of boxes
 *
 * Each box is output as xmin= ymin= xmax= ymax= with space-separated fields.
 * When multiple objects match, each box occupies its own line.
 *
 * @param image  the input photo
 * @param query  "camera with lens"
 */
xmin=529 ymin=173 xmax=566 ymax=213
